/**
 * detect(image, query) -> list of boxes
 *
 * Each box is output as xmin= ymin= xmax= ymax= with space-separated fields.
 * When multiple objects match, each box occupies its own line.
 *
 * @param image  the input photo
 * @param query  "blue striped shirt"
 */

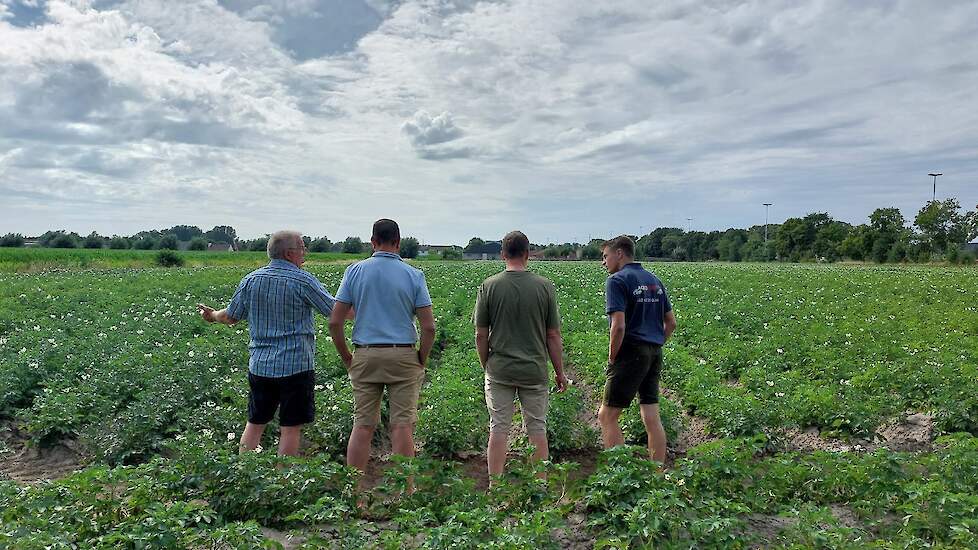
xmin=226 ymin=259 xmax=336 ymax=378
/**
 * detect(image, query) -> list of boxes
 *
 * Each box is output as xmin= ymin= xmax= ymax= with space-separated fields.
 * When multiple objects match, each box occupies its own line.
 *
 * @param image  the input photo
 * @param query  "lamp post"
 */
xmin=928 ymin=173 xmax=942 ymax=201
xmin=763 ymin=203 xmax=773 ymax=261
xmin=686 ymin=218 xmax=692 ymax=233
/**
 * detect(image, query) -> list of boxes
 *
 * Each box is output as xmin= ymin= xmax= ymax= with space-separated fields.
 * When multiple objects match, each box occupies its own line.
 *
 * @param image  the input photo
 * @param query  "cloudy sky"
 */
xmin=1 ymin=0 xmax=976 ymax=243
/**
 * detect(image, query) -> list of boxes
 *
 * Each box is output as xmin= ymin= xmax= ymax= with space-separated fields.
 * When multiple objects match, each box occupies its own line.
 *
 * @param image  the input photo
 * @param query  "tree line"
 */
xmin=3 ymin=198 xmax=976 ymax=263
xmin=0 ymin=225 xmax=424 ymax=258
xmin=464 ymin=198 xmax=977 ymax=264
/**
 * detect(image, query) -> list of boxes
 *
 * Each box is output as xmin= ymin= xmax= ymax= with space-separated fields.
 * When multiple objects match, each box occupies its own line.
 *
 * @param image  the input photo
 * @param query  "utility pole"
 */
xmin=928 ymin=173 xmax=942 ymax=201
xmin=763 ymin=203 xmax=773 ymax=261
xmin=686 ymin=218 xmax=692 ymax=233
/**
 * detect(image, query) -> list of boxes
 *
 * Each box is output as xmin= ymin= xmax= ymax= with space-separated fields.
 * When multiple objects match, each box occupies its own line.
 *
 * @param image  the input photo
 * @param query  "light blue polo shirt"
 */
xmin=335 ymin=251 xmax=433 ymax=345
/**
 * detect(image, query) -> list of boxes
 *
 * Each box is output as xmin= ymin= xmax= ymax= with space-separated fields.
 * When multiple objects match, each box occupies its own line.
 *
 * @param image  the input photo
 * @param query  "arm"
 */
xmin=608 ymin=311 xmax=626 ymax=364
xmin=198 ymin=304 xmax=238 ymax=325
xmin=475 ymin=326 xmax=490 ymax=369
xmin=416 ymin=306 xmax=436 ymax=366
xmin=546 ymin=328 xmax=567 ymax=392
xmin=664 ymin=310 xmax=677 ymax=342
xmin=329 ymin=301 xmax=353 ymax=368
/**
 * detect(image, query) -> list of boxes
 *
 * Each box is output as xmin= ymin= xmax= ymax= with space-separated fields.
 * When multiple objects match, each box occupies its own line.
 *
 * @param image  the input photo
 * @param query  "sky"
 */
xmin=1 ymin=0 xmax=976 ymax=244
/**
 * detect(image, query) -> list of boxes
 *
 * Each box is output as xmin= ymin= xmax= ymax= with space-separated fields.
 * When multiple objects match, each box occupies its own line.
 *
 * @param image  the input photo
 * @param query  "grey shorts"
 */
xmin=485 ymin=377 xmax=549 ymax=435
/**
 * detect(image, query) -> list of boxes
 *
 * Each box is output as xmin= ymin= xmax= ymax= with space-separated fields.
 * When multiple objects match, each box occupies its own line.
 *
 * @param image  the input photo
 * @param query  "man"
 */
xmin=329 ymin=219 xmax=435 ymax=473
xmin=197 ymin=230 xmax=336 ymax=456
xmin=474 ymin=231 xmax=567 ymax=481
xmin=597 ymin=235 xmax=677 ymax=464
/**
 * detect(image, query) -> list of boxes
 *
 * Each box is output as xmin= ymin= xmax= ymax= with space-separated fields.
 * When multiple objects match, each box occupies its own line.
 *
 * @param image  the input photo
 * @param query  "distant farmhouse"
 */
xmin=964 ymin=240 xmax=978 ymax=254
xmin=463 ymin=241 xmax=502 ymax=260
xmin=418 ymin=244 xmax=462 ymax=258
xmin=207 ymin=242 xmax=235 ymax=252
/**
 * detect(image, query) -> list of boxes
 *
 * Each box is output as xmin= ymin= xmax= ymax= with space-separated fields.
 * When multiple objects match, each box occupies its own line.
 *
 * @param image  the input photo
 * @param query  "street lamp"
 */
xmin=686 ymin=218 xmax=693 ymax=233
xmin=763 ymin=203 xmax=773 ymax=261
xmin=928 ymin=173 xmax=942 ymax=201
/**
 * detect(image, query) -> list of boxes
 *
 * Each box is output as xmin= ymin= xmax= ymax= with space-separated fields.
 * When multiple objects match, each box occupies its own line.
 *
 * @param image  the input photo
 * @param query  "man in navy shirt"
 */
xmin=597 ymin=235 xmax=677 ymax=464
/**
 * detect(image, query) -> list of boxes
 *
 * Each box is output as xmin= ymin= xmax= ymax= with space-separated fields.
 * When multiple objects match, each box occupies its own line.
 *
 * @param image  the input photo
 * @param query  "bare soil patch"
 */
xmin=0 ymin=422 xmax=83 ymax=483
xmin=783 ymin=412 xmax=935 ymax=454
xmin=661 ymin=388 xmax=719 ymax=465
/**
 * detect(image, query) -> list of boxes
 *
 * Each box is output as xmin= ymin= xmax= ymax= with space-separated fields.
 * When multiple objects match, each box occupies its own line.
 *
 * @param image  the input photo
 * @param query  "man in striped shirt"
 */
xmin=197 ymin=230 xmax=337 ymax=456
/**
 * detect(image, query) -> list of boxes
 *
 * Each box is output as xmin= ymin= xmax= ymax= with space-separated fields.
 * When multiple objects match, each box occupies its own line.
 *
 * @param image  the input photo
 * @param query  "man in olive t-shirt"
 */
xmin=474 ymin=231 xmax=567 ymax=481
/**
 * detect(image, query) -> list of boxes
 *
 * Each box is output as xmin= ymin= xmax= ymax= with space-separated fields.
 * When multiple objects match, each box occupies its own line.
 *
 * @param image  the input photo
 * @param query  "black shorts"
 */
xmin=603 ymin=340 xmax=662 ymax=408
xmin=248 ymin=370 xmax=315 ymax=427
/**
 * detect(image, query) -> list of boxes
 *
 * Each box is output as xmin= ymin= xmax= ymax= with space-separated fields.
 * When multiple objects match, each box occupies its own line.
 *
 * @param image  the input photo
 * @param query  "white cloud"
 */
xmin=401 ymin=110 xmax=463 ymax=147
xmin=1 ymin=0 xmax=977 ymax=243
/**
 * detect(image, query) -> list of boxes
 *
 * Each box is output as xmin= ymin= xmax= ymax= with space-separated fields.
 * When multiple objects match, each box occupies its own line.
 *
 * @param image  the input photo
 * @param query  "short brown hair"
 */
xmin=372 ymin=218 xmax=400 ymax=245
xmin=501 ymin=230 xmax=530 ymax=258
xmin=602 ymin=235 xmax=635 ymax=258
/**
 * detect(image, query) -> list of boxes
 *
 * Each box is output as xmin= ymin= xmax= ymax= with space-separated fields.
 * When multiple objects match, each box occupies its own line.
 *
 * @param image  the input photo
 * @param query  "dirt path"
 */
xmin=0 ymin=422 xmax=83 ymax=483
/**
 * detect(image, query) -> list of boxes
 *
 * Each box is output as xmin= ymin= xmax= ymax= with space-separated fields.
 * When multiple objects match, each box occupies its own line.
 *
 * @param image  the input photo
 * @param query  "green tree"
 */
xmin=188 ymin=237 xmax=208 ymax=251
xmin=108 ymin=236 xmax=130 ymax=249
xmin=309 ymin=237 xmax=332 ymax=253
xmin=82 ymin=231 xmax=104 ymax=249
xmin=716 ymin=229 xmax=747 ymax=261
xmin=133 ymin=236 xmax=157 ymax=250
xmin=157 ymin=235 xmax=179 ymax=250
xmin=205 ymin=225 xmax=237 ymax=245
xmin=50 ymin=233 xmax=79 ymax=248
xmin=865 ymin=207 xmax=908 ymax=263
xmin=915 ymin=199 xmax=969 ymax=257
xmin=400 ymin=237 xmax=420 ymax=258
xmin=0 ymin=233 xmax=25 ymax=247
xmin=813 ymin=221 xmax=851 ymax=261
xmin=165 ymin=225 xmax=203 ymax=241
xmin=581 ymin=244 xmax=602 ymax=260
xmin=343 ymin=237 xmax=364 ymax=254
xmin=464 ymin=237 xmax=485 ymax=252
xmin=440 ymin=248 xmax=462 ymax=260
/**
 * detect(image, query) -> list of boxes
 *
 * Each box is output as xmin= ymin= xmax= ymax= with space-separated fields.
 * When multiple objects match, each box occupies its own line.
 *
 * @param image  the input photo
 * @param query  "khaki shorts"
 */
xmin=485 ymin=376 xmax=549 ymax=435
xmin=349 ymin=347 xmax=425 ymax=427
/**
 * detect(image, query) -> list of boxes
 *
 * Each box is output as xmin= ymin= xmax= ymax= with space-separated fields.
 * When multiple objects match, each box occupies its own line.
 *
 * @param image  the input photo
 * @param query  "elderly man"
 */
xmin=197 ymin=230 xmax=337 ymax=456
xmin=329 ymin=219 xmax=436 ymax=472
xmin=597 ymin=235 xmax=677 ymax=464
xmin=474 ymin=231 xmax=567 ymax=481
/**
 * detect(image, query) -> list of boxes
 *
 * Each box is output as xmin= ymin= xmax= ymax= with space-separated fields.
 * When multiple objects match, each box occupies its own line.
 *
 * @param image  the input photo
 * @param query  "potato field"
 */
xmin=1 ymin=254 xmax=977 ymax=548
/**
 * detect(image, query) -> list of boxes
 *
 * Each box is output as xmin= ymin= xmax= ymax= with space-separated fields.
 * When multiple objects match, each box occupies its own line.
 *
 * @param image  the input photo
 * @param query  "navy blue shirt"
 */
xmin=605 ymin=263 xmax=672 ymax=345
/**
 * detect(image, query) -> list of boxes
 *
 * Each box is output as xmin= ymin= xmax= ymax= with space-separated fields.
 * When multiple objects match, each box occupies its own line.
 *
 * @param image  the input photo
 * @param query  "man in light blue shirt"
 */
xmin=198 ymin=230 xmax=336 ymax=456
xmin=329 ymin=219 xmax=436 ymax=474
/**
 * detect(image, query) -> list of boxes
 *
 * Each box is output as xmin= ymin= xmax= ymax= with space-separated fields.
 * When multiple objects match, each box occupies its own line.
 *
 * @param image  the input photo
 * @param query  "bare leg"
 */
xmin=487 ymin=431 xmax=509 ymax=482
xmin=389 ymin=424 xmax=416 ymax=458
xmin=239 ymin=422 xmax=266 ymax=453
xmin=598 ymin=405 xmax=625 ymax=448
xmin=346 ymin=424 xmax=376 ymax=472
xmin=390 ymin=423 xmax=418 ymax=493
xmin=639 ymin=403 xmax=667 ymax=464
xmin=278 ymin=425 xmax=302 ymax=457
xmin=528 ymin=432 xmax=549 ymax=480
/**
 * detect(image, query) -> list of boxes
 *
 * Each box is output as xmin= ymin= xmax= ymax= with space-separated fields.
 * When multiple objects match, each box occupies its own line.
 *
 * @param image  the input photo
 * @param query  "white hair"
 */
xmin=267 ymin=230 xmax=303 ymax=260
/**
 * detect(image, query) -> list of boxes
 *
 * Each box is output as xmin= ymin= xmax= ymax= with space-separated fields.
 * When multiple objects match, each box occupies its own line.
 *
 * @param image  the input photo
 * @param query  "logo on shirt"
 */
xmin=633 ymin=284 xmax=661 ymax=304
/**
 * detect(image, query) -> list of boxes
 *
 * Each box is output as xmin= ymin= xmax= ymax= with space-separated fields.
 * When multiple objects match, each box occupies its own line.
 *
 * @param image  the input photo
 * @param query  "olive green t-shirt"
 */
xmin=474 ymin=270 xmax=561 ymax=386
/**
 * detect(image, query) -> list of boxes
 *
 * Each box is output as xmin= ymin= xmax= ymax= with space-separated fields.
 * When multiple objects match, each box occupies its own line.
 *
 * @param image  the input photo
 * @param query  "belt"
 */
xmin=354 ymin=343 xmax=415 ymax=349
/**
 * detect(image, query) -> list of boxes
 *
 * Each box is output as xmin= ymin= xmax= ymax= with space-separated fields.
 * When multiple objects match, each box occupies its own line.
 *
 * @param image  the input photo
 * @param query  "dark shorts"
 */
xmin=603 ymin=340 xmax=662 ymax=408
xmin=248 ymin=370 xmax=315 ymax=427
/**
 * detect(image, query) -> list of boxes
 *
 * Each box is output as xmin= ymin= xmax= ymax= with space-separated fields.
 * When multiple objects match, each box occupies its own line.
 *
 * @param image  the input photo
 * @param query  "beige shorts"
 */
xmin=349 ymin=347 xmax=425 ymax=427
xmin=485 ymin=376 xmax=549 ymax=435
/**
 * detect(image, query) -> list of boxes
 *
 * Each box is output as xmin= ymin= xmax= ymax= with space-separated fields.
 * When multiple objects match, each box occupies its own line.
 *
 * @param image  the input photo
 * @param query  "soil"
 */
xmin=662 ymin=387 xmax=718 ymax=465
xmin=783 ymin=412 xmax=935 ymax=454
xmin=0 ymin=421 xmax=83 ymax=483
